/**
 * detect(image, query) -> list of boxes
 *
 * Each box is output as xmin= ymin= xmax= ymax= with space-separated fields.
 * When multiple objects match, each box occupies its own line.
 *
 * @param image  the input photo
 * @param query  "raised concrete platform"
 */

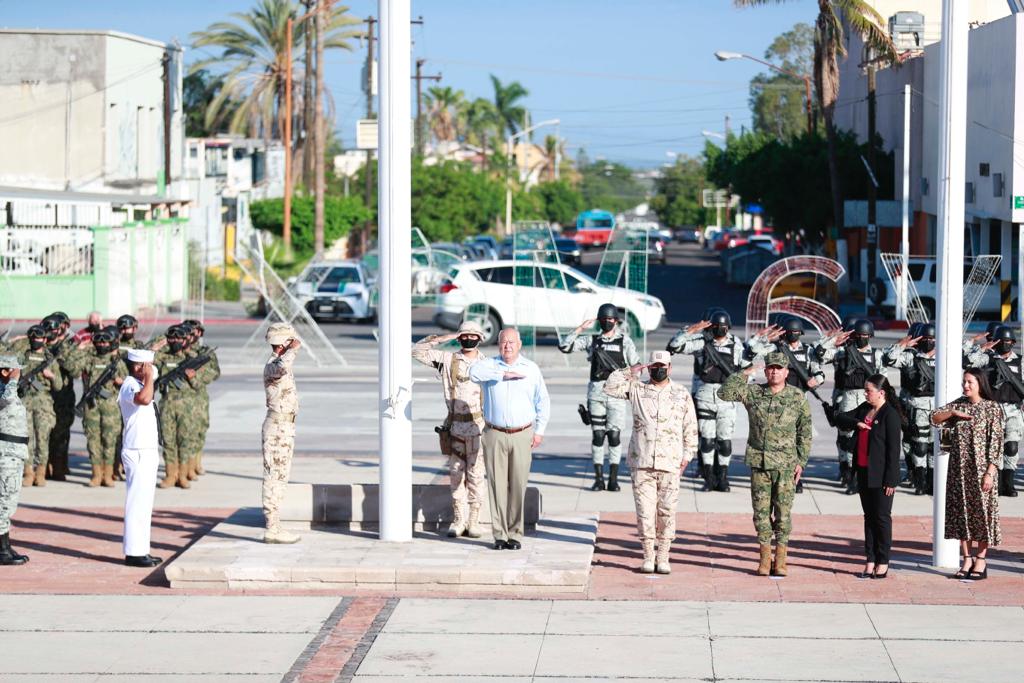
xmin=166 ymin=508 xmax=597 ymax=594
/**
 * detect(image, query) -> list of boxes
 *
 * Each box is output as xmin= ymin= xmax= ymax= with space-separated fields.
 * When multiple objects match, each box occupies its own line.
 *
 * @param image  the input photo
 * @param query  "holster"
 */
xmin=577 ymin=403 xmax=591 ymax=426
xmin=435 ymin=412 xmax=454 ymax=456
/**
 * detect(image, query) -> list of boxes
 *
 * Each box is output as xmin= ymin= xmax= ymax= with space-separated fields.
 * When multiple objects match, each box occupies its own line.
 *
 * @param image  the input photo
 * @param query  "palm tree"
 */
xmin=489 ymin=75 xmax=529 ymax=139
xmin=460 ymin=97 xmax=500 ymax=170
xmin=734 ymin=0 xmax=897 ymax=234
xmin=424 ymin=86 xmax=465 ymax=144
xmin=540 ymin=134 xmax=566 ymax=182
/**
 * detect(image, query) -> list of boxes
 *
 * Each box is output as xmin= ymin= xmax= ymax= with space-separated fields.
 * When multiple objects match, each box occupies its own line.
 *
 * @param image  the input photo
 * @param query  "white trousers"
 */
xmin=122 ymin=448 xmax=158 ymax=557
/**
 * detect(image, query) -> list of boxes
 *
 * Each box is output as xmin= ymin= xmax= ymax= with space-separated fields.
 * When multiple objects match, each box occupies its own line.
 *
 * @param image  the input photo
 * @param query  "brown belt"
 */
xmin=267 ymin=410 xmax=296 ymax=423
xmin=486 ymin=422 xmax=532 ymax=434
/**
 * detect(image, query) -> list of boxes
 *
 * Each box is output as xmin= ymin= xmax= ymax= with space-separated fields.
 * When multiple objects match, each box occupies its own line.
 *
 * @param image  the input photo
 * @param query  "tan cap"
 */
xmin=266 ymin=323 xmax=296 ymax=345
xmin=457 ymin=320 xmax=484 ymax=338
xmin=649 ymin=350 xmax=672 ymax=365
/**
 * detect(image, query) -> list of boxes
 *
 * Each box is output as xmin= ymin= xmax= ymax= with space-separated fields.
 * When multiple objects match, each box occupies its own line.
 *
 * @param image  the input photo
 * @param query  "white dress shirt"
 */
xmin=469 ymin=354 xmax=551 ymax=435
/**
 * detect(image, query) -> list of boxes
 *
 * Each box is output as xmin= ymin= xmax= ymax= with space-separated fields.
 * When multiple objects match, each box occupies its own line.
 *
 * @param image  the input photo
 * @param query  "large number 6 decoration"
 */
xmin=745 ymin=256 xmax=847 ymax=339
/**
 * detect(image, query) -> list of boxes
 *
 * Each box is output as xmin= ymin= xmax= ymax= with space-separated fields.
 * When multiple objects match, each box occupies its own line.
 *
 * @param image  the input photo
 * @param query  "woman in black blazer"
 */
xmin=833 ymin=373 xmax=904 ymax=579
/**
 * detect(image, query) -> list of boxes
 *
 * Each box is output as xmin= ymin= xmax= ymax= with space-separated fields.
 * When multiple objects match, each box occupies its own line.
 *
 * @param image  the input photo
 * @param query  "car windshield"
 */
xmin=555 ymin=239 xmax=576 ymax=248
xmin=319 ymin=267 xmax=361 ymax=292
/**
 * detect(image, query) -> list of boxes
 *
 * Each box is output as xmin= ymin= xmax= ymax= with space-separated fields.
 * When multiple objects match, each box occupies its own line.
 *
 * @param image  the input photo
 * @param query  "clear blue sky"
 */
xmin=2 ymin=0 xmax=818 ymax=167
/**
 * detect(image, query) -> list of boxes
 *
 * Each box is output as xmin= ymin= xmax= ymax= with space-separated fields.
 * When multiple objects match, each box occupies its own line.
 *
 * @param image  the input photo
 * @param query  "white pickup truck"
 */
xmin=870 ymin=257 xmax=1018 ymax=321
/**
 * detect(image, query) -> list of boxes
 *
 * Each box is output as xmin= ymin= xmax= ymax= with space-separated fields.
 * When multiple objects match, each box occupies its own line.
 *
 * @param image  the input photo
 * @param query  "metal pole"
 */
xmin=377 ymin=0 xmax=412 ymax=542
xmin=362 ymin=16 xmax=376 ymax=256
xmin=505 ymin=133 xmax=513 ymax=238
xmin=866 ymin=64 xmax=878 ymax=316
xmin=933 ymin=0 xmax=968 ymax=569
xmin=313 ymin=0 xmax=327 ymax=260
xmin=283 ymin=18 xmax=294 ymax=256
xmin=899 ymin=83 xmax=911 ymax=322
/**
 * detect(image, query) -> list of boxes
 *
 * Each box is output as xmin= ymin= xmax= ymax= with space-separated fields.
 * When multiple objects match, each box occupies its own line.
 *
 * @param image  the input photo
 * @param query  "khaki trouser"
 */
xmin=450 ymin=432 xmax=486 ymax=507
xmin=482 ymin=425 xmax=533 ymax=542
xmin=262 ymin=414 xmax=296 ymax=530
xmin=630 ymin=467 xmax=680 ymax=545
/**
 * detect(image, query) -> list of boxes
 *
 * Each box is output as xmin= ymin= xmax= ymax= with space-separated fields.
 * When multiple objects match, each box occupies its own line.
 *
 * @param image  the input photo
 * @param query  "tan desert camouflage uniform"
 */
xmin=262 ymin=345 xmax=299 ymax=532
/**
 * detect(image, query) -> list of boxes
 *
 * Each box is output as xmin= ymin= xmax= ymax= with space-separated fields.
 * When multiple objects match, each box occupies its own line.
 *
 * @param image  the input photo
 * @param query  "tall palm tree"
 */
xmin=734 ymin=0 xmax=897 ymax=233
xmin=489 ymin=75 xmax=529 ymax=139
xmin=424 ymin=86 xmax=465 ymax=144
xmin=541 ymin=134 xmax=566 ymax=182
xmin=460 ymin=97 xmax=500 ymax=170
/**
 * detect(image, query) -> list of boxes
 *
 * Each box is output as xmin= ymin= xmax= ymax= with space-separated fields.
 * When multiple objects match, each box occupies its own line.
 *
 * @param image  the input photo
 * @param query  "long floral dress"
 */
xmin=931 ymin=398 xmax=1005 ymax=544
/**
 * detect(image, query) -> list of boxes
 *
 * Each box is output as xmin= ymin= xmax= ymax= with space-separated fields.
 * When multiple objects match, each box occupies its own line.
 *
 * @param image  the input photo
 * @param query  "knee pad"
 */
xmin=591 ymin=430 xmax=607 ymax=447
xmin=911 ymin=441 xmax=931 ymax=458
xmin=837 ymin=434 xmax=855 ymax=452
xmin=715 ymin=439 xmax=732 ymax=459
xmin=696 ymin=409 xmax=716 ymax=421
xmin=606 ymin=430 xmax=621 ymax=447
xmin=699 ymin=437 xmax=716 ymax=454
xmin=1005 ymin=442 xmax=1019 ymax=458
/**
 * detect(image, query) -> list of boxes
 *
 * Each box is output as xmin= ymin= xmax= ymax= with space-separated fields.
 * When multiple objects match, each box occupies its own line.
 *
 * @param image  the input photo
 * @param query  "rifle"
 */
xmin=74 ymin=358 xmax=120 ymax=417
xmin=776 ymin=342 xmax=836 ymax=425
xmin=17 ymin=351 xmax=54 ymax=398
xmin=155 ymin=348 xmax=218 ymax=393
xmin=703 ymin=334 xmax=740 ymax=377
xmin=993 ymin=356 xmax=1024 ymax=401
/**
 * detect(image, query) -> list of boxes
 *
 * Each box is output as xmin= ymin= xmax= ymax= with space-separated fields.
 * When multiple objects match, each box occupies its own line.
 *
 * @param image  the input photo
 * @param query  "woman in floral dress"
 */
xmin=931 ymin=368 xmax=1004 ymax=580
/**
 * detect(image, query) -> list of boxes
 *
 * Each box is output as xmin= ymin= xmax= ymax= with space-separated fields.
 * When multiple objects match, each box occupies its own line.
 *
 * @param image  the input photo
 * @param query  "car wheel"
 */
xmin=868 ymin=278 xmax=887 ymax=305
xmin=624 ymin=310 xmax=644 ymax=340
xmin=479 ymin=310 xmax=501 ymax=346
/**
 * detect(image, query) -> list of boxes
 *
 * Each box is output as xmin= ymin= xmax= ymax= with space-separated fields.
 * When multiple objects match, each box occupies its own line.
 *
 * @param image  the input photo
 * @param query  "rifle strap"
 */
xmin=0 ymin=432 xmax=29 ymax=445
xmin=704 ymin=340 xmax=737 ymax=376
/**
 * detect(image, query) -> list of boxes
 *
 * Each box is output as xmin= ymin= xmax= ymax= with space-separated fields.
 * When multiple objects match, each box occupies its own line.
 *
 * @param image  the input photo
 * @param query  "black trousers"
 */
xmin=857 ymin=468 xmax=894 ymax=564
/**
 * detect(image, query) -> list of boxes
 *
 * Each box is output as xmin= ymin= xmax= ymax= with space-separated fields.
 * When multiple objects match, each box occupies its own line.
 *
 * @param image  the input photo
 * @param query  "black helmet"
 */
xmin=709 ymin=310 xmax=731 ymax=327
xmin=993 ymin=325 xmax=1017 ymax=342
xmin=40 ymin=317 xmax=60 ymax=338
xmin=50 ymin=311 xmax=70 ymax=326
xmin=27 ymin=324 xmax=46 ymax=339
xmin=783 ymin=318 xmax=803 ymax=333
xmin=183 ymin=318 xmax=205 ymax=334
xmin=117 ymin=314 xmax=138 ymax=329
xmin=92 ymin=329 xmax=114 ymax=344
xmin=596 ymin=303 xmax=619 ymax=321
xmin=167 ymin=325 xmax=185 ymax=339
xmin=853 ymin=319 xmax=874 ymax=337
xmin=919 ymin=322 xmax=936 ymax=338
xmin=908 ymin=322 xmax=924 ymax=338
xmin=986 ymin=321 xmax=1003 ymax=341
xmin=702 ymin=306 xmax=726 ymax=322
xmin=842 ymin=315 xmax=859 ymax=332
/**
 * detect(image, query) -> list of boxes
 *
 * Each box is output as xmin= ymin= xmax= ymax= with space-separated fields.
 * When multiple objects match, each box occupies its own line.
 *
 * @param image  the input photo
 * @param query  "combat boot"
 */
xmin=838 ymin=461 xmax=848 ymax=483
xmin=924 ymin=467 xmax=934 ymax=495
xmin=263 ymin=526 xmax=300 ymax=544
xmin=913 ymin=467 xmax=926 ymax=496
xmin=590 ymin=464 xmax=605 ymax=491
xmin=101 ymin=464 xmax=115 ymax=487
xmin=772 ymin=544 xmax=788 ymax=577
xmin=33 ymin=463 xmax=47 ymax=487
xmin=1001 ymin=469 xmax=1018 ymax=497
xmin=465 ymin=504 xmax=483 ymax=538
xmin=0 ymin=533 xmax=28 ymax=566
xmin=655 ymin=543 xmax=671 ymax=574
xmin=158 ymin=462 xmax=178 ymax=489
xmin=22 ymin=462 xmax=33 ymax=487
xmin=176 ymin=462 xmax=191 ymax=489
xmin=845 ymin=468 xmax=858 ymax=495
xmin=186 ymin=458 xmax=198 ymax=481
xmin=714 ymin=465 xmax=730 ymax=492
xmin=87 ymin=463 xmax=102 ymax=487
xmin=640 ymin=540 xmax=655 ymax=574
xmin=756 ymin=544 xmax=772 ymax=576
xmin=700 ymin=465 xmax=715 ymax=492
xmin=447 ymin=503 xmax=467 ymax=538
xmin=607 ymin=464 xmax=620 ymax=492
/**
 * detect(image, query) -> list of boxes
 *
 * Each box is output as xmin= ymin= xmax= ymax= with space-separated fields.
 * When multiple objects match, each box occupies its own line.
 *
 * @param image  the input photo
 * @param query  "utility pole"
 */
xmin=313 ymin=0 xmax=328 ymax=260
xmin=413 ymin=58 xmax=441 ymax=157
xmin=283 ymin=18 xmax=295 ymax=258
xmin=361 ymin=15 xmax=376 ymax=256
xmin=302 ymin=0 xmax=315 ymax=190
xmin=866 ymin=62 xmax=878 ymax=315
xmin=899 ymin=83 xmax=911 ymax=322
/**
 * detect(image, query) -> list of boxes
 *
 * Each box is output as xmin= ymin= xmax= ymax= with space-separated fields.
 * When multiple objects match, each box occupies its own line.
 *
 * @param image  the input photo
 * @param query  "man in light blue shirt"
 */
xmin=469 ymin=328 xmax=550 ymax=549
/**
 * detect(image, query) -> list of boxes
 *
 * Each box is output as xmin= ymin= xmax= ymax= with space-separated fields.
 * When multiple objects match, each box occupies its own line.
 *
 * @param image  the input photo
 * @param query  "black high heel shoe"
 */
xmin=968 ymin=558 xmax=988 ymax=581
xmin=954 ymin=557 xmax=973 ymax=579
xmin=872 ymin=566 xmax=889 ymax=579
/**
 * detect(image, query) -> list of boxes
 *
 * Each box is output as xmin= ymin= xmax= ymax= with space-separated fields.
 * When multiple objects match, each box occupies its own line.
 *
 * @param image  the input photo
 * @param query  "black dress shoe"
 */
xmin=505 ymin=539 xmax=522 ymax=550
xmin=125 ymin=555 xmax=161 ymax=567
xmin=493 ymin=540 xmax=508 ymax=550
xmin=145 ymin=555 xmax=164 ymax=565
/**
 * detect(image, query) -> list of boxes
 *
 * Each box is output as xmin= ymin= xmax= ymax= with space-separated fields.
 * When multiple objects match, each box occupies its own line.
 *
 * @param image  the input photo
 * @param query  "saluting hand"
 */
xmin=578 ymin=318 xmax=596 ymax=332
xmin=502 ymin=371 xmax=525 ymax=381
xmin=685 ymin=320 xmax=712 ymax=335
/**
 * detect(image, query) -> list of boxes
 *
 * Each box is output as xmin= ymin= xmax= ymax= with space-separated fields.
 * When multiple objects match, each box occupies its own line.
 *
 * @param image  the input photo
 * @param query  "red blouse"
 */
xmin=856 ymin=416 xmax=874 ymax=468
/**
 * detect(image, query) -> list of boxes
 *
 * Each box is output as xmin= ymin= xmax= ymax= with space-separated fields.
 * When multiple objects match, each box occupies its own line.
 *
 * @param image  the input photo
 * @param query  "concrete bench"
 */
xmin=278 ymin=483 xmax=542 ymax=530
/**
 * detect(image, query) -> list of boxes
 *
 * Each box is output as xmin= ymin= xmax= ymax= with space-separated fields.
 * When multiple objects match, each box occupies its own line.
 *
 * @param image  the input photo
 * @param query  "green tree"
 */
xmin=749 ymin=23 xmax=814 ymax=140
xmin=579 ymin=160 xmax=646 ymax=213
xmin=458 ymin=97 xmax=501 ymax=170
xmin=411 ymin=160 xmax=505 ymax=241
xmin=424 ymin=86 xmax=465 ymax=144
xmin=489 ymin=75 xmax=529 ymax=139
xmin=529 ymin=180 xmax=585 ymax=226
xmin=651 ymin=156 xmax=708 ymax=228
xmin=250 ymin=195 xmax=370 ymax=256
xmin=735 ymin=0 xmax=897 ymax=231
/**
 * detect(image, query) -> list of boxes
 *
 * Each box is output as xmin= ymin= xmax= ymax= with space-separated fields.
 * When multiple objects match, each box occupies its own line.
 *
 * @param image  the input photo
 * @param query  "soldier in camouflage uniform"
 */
xmin=154 ymin=326 xmax=200 ymax=489
xmin=719 ymin=352 xmax=812 ymax=577
xmin=666 ymin=310 xmax=751 ymax=492
xmin=413 ymin=321 xmax=488 ymax=538
xmin=44 ymin=313 xmax=78 ymax=481
xmin=559 ymin=304 xmax=640 ymax=493
xmin=17 ymin=325 xmax=63 ymax=487
xmin=605 ymin=350 xmax=698 ymax=574
xmin=884 ymin=323 xmax=936 ymax=495
xmin=263 ymin=323 xmax=301 ymax=544
xmin=69 ymin=329 xmax=127 ymax=487
xmin=0 ymin=355 xmax=30 ymax=565
xmin=116 ymin=315 xmax=140 ymax=349
xmin=183 ymin=320 xmax=220 ymax=477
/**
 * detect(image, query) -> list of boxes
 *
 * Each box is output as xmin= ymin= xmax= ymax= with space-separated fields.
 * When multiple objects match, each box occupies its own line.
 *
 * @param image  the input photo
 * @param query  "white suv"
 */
xmin=870 ymin=256 xmax=1018 ymax=321
xmin=434 ymin=260 xmax=665 ymax=345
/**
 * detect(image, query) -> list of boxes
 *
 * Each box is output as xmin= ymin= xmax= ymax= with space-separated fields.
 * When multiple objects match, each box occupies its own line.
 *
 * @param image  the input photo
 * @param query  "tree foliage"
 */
xmin=650 ymin=156 xmax=707 ymax=227
xmin=578 ymin=160 xmax=646 ymax=213
xmin=410 ymin=160 xmax=506 ymax=242
xmin=250 ymin=195 xmax=370 ymax=256
xmin=527 ymin=181 xmax=585 ymax=226
xmin=749 ymin=23 xmax=814 ymax=140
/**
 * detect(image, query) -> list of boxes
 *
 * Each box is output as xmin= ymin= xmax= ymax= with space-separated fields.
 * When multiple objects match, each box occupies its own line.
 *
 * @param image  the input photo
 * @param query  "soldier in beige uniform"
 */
xmin=605 ymin=350 xmax=698 ymax=574
xmin=412 ymin=321 xmax=487 ymax=538
xmin=262 ymin=323 xmax=301 ymax=544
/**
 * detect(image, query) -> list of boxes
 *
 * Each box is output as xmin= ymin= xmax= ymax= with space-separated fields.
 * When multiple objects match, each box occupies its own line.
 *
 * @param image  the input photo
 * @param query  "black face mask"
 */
xmin=94 ymin=344 xmax=111 ymax=355
xmin=649 ymin=366 xmax=669 ymax=382
xmin=121 ymin=332 xmax=135 ymax=342
xmin=459 ymin=338 xmax=480 ymax=350
xmin=997 ymin=341 xmax=1015 ymax=355
xmin=855 ymin=336 xmax=871 ymax=349
xmin=918 ymin=339 xmax=936 ymax=353
xmin=168 ymin=341 xmax=184 ymax=353
xmin=29 ymin=339 xmax=45 ymax=351
xmin=784 ymin=331 xmax=801 ymax=344
xmin=599 ymin=319 xmax=617 ymax=333
xmin=712 ymin=325 xmax=728 ymax=338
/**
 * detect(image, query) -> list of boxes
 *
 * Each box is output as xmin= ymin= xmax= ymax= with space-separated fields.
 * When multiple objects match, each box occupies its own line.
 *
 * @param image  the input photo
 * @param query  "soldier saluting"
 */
xmin=884 ymin=323 xmax=937 ymax=495
xmin=0 ymin=355 xmax=31 ymax=565
xmin=968 ymin=325 xmax=1024 ymax=497
xmin=17 ymin=325 xmax=63 ymax=488
xmin=558 ymin=303 xmax=640 ymax=493
xmin=666 ymin=309 xmax=750 ymax=492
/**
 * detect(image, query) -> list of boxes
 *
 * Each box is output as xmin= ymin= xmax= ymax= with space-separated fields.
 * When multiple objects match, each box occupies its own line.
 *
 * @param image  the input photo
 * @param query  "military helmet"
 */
xmin=919 ymin=322 xmax=936 ymax=338
xmin=183 ymin=318 xmax=205 ymax=333
xmin=92 ymin=328 xmax=115 ymax=344
xmin=908 ymin=322 xmax=924 ymax=338
xmin=167 ymin=324 xmax=186 ymax=339
xmin=40 ymin=317 xmax=61 ymax=338
xmin=596 ymin=303 xmax=619 ymax=321
xmin=783 ymin=318 xmax=804 ymax=333
xmin=853 ymin=319 xmax=875 ymax=337
xmin=986 ymin=321 xmax=1003 ymax=340
xmin=842 ymin=315 xmax=860 ymax=332
xmin=709 ymin=310 xmax=731 ymax=328
xmin=117 ymin=314 xmax=138 ymax=329
xmin=993 ymin=325 xmax=1017 ymax=342
xmin=27 ymin=324 xmax=46 ymax=339
xmin=50 ymin=311 xmax=70 ymax=325
xmin=701 ymin=306 xmax=726 ymax=322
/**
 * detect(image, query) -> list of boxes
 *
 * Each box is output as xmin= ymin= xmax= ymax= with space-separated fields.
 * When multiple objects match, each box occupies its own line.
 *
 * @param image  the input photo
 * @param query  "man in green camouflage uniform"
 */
xmin=183 ymin=320 xmax=220 ymax=477
xmin=605 ymin=350 xmax=698 ymax=574
xmin=0 ymin=355 xmax=31 ymax=565
xmin=17 ymin=325 xmax=63 ymax=487
xmin=44 ymin=313 xmax=78 ymax=481
xmin=155 ymin=326 xmax=201 ymax=489
xmin=718 ymin=352 xmax=812 ymax=577
xmin=69 ymin=329 xmax=127 ymax=487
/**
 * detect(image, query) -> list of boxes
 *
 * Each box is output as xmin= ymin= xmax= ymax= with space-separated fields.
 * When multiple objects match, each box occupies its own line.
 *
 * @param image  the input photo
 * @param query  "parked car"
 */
xmin=749 ymin=234 xmax=784 ymax=255
xmin=711 ymin=229 xmax=737 ymax=251
xmin=292 ymin=260 xmax=377 ymax=323
xmin=674 ymin=226 xmax=702 ymax=243
xmin=470 ymin=235 xmax=499 ymax=252
xmin=554 ymin=237 xmax=582 ymax=266
xmin=431 ymin=242 xmax=476 ymax=261
xmin=647 ymin=235 xmax=667 ymax=265
xmin=434 ymin=260 xmax=666 ymax=345
xmin=872 ymin=256 xmax=1019 ymax=321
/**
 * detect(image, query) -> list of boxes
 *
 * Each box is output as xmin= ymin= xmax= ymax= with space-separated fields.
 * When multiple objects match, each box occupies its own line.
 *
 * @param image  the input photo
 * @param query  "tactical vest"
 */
xmin=988 ymin=353 xmax=1024 ymax=404
xmin=589 ymin=334 xmax=627 ymax=382
xmin=778 ymin=342 xmax=811 ymax=390
xmin=694 ymin=337 xmax=737 ymax=384
xmin=906 ymin=354 xmax=936 ymax=397
xmin=836 ymin=345 xmax=874 ymax=391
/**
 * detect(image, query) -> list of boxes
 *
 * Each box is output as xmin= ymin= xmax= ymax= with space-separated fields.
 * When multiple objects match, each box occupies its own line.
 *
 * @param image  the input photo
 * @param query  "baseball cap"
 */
xmin=266 ymin=323 xmax=296 ymax=345
xmin=765 ymin=352 xmax=789 ymax=368
xmin=649 ymin=350 xmax=672 ymax=365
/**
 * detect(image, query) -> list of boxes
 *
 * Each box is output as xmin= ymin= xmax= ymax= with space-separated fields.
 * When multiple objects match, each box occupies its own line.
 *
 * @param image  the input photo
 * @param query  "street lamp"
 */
xmin=505 ymin=118 xmax=559 ymax=238
xmin=714 ymin=50 xmax=813 ymax=134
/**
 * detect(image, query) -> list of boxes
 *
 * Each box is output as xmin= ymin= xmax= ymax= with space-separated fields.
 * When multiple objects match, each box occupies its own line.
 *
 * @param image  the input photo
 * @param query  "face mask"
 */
xmin=918 ymin=339 xmax=935 ymax=353
xmin=649 ymin=366 xmax=669 ymax=382
xmin=94 ymin=344 xmax=111 ymax=355
xmin=29 ymin=339 xmax=45 ymax=351
xmin=121 ymin=332 xmax=134 ymax=342
xmin=712 ymin=325 xmax=728 ymax=338
xmin=168 ymin=341 xmax=184 ymax=353
xmin=599 ymin=319 xmax=616 ymax=333
xmin=855 ymin=336 xmax=871 ymax=349
xmin=784 ymin=331 xmax=801 ymax=344
xmin=997 ymin=341 xmax=1015 ymax=355
xmin=459 ymin=338 xmax=480 ymax=350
